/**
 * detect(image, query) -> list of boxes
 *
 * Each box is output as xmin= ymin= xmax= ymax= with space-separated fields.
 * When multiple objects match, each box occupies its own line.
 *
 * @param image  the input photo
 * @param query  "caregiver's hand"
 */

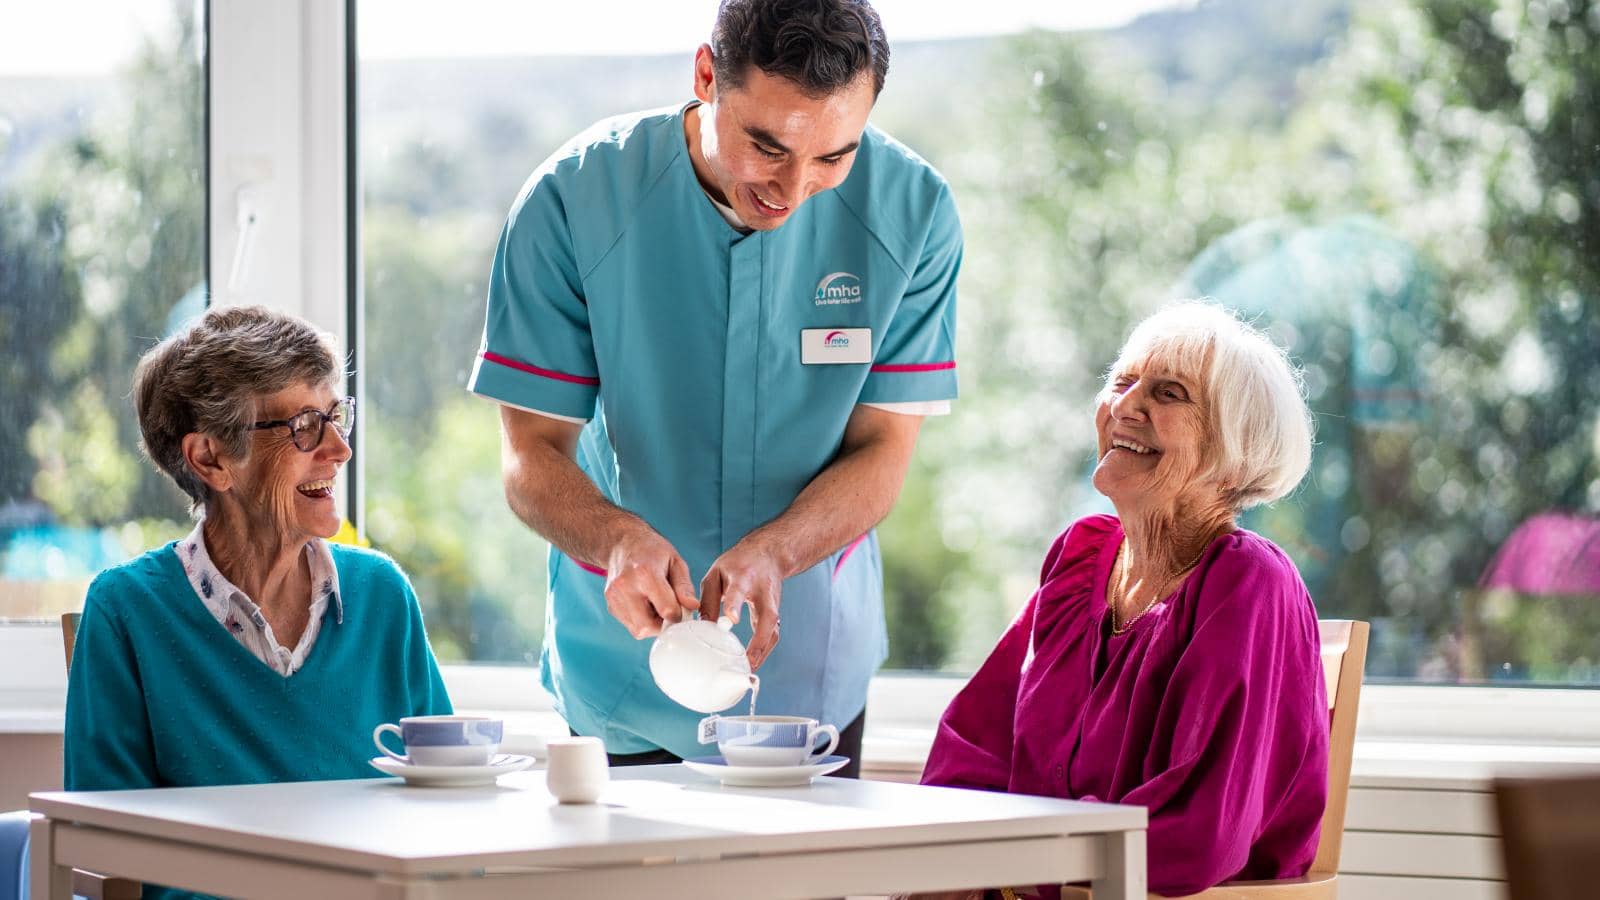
xmin=700 ymin=539 xmax=784 ymax=670
xmin=605 ymin=524 xmax=698 ymax=639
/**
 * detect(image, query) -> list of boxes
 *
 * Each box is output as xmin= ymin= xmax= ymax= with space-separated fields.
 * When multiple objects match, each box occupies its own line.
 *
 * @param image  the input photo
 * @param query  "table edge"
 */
xmin=31 ymin=777 xmax=1147 ymax=876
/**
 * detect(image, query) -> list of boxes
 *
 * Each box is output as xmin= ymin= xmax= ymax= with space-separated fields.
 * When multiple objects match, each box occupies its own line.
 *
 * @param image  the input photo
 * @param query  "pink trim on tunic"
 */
xmin=869 ymin=361 xmax=956 ymax=373
xmin=479 ymin=350 xmax=601 ymax=386
xmin=833 ymin=534 xmax=868 ymax=578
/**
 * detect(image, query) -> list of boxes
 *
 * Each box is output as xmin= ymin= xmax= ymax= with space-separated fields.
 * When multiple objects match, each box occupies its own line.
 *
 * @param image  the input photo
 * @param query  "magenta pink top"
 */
xmin=922 ymin=515 xmax=1329 ymax=896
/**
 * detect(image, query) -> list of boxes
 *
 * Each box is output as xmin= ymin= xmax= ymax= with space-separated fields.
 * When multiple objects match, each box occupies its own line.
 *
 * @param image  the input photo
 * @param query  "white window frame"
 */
xmin=5 ymin=1 xmax=1599 ymax=766
xmin=208 ymin=0 xmax=351 ymax=337
xmin=207 ymin=0 xmax=360 ymax=525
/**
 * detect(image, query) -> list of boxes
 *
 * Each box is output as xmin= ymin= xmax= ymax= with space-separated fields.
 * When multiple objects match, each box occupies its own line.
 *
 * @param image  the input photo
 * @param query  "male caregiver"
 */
xmin=469 ymin=0 xmax=960 ymax=777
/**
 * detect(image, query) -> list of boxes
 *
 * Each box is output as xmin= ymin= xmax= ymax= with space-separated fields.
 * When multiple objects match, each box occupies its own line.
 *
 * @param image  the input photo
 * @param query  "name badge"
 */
xmin=800 ymin=328 xmax=872 ymax=365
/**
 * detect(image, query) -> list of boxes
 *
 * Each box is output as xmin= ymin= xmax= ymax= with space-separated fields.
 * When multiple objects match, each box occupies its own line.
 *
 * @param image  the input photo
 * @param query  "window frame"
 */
xmin=206 ymin=0 xmax=357 ymax=521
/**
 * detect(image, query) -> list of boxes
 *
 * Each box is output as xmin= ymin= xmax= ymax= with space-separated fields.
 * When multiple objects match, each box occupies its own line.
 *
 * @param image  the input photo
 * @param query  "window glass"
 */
xmin=357 ymin=0 xmax=1599 ymax=684
xmin=0 ymin=0 xmax=206 ymax=622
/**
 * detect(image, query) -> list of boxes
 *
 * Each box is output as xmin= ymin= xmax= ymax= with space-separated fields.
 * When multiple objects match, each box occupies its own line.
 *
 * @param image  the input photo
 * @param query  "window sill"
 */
xmin=0 ymin=709 xmax=65 ymax=734
xmin=853 ymin=733 xmax=1600 ymax=790
xmin=1345 ymin=739 xmax=1600 ymax=791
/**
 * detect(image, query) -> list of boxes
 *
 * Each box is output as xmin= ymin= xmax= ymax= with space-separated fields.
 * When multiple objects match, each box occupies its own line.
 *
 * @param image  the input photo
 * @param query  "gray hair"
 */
xmin=132 ymin=305 xmax=342 ymax=516
xmin=1103 ymin=300 xmax=1314 ymax=510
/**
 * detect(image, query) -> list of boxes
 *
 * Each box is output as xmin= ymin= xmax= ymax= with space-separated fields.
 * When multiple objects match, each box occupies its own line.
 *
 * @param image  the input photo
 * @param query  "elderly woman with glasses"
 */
xmin=910 ymin=303 xmax=1328 ymax=899
xmin=65 ymin=305 xmax=451 ymax=795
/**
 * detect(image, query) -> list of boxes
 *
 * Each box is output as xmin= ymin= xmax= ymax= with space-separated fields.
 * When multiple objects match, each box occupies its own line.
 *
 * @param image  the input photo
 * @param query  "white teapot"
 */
xmin=649 ymin=616 xmax=754 ymax=713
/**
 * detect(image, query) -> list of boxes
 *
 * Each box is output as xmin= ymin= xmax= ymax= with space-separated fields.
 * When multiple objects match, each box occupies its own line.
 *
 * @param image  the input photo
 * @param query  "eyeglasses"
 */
xmin=249 ymin=396 xmax=356 ymax=452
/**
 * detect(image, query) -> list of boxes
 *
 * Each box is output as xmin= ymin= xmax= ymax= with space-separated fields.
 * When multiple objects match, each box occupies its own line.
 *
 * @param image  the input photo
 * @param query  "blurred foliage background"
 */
xmin=2 ymin=0 xmax=1596 ymax=683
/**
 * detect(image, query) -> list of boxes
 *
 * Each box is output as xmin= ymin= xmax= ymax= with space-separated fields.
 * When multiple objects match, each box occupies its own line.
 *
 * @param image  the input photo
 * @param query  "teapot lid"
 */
xmin=671 ymin=616 xmax=746 ymax=662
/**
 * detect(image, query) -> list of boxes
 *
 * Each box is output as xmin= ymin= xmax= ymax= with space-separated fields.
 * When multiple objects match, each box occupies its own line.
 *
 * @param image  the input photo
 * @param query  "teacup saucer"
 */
xmin=369 ymin=753 xmax=535 ymax=787
xmin=682 ymin=754 xmax=850 ymax=787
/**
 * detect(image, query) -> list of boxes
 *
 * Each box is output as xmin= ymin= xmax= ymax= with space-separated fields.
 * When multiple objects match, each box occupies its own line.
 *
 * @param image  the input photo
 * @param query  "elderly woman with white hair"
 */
xmin=917 ymin=302 xmax=1328 ymax=898
xmin=64 ymin=305 xmax=451 ymax=798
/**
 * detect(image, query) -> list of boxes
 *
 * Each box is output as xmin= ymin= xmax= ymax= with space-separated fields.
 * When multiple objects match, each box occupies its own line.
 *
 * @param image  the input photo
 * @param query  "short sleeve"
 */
xmin=468 ymin=172 xmax=601 ymax=421
xmin=859 ymin=182 xmax=960 ymax=405
xmin=859 ymin=399 xmax=951 ymax=417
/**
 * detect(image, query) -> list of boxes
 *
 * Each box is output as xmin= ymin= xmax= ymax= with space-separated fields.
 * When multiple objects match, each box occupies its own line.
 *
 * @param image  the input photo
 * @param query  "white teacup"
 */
xmin=373 ymin=715 xmax=503 ymax=767
xmin=698 ymin=714 xmax=840 ymax=767
xmin=545 ymin=736 xmax=609 ymax=803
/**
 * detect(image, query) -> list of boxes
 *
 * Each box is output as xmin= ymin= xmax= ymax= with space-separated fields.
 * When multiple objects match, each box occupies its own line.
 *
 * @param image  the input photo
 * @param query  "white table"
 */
xmin=30 ymin=765 xmax=1147 ymax=899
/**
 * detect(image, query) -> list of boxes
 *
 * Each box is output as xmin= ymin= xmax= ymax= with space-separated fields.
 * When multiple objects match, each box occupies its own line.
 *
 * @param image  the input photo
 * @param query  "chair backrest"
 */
xmin=1309 ymin=619 xmax=1369 ymax=874
xmin=61 ymin=611 xmax=81 ymax=675
xmin=54 ymin=610 xmax=146 ymax=900
xmin=1495 ymin=773 xmax=1600 ymax=900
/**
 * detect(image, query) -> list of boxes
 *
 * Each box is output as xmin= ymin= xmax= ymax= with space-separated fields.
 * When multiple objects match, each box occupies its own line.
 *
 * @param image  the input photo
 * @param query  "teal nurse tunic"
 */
xmin=468 ymin=103 xmax=961 ymax=759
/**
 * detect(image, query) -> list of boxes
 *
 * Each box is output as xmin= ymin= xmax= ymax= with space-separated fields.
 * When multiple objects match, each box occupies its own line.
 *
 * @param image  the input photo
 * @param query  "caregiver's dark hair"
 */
xmin=711 ymin=0 xmax=890 ymax=97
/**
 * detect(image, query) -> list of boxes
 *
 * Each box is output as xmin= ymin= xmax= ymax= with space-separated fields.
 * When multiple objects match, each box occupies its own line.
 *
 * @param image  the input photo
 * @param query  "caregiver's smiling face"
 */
xmin=686 ymin=45 xmax=876 ymax=231
xmin=1092 ymin=352 xmax=1216 ymax=513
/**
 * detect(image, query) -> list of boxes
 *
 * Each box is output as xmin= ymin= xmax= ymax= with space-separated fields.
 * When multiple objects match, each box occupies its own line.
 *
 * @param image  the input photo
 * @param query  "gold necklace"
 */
xmin=1107 ymin=538 xmax=1211 ymax=634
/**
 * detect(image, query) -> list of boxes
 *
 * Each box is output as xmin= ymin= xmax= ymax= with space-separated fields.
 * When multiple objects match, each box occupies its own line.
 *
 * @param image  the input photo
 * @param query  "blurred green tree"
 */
xmin=13 ymin=0 xmax=203 ymax=529
xmin=1294 ymin=0 xmax=1600 ymax=679
xmin=362 ymin=205 xmax=545 ymax=661
xmin=0 ymin=196 xmax=74 ymax=505
xmin=364 ymin=394 xmax=549 ymax=662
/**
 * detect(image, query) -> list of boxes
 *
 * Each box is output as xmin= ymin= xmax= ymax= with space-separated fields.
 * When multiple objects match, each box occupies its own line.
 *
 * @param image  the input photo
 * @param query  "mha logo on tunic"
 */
xmin=800 ymin=327 xmax=872 ymax=364
xmin=815 ymin=272 xmax=862 ymax=306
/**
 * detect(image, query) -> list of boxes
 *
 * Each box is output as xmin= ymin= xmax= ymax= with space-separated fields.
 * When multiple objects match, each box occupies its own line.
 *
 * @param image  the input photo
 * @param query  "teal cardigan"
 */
xmin=64 ymin=541 xmax=453 ymax=793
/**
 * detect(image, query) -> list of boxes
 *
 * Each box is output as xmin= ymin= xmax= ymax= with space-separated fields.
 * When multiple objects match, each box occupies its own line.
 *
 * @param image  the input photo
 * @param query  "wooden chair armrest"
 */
xmin=72 ymin=868 xmax=143 ymax=900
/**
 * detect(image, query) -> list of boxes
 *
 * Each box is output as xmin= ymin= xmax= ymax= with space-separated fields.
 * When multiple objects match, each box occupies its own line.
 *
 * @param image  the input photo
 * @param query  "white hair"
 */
xmin=1103 ymin=300 xmax=1314 ymax=510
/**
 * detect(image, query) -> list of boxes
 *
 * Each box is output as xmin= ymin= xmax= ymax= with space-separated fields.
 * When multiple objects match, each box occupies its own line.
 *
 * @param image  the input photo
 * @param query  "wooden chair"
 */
xmin=1494 ymin=772 xmax=1600 ymax=900
xmin=60 ymin=612 xmax=80 ymax=671
xmin=1060 ymin=619 xmax=1370 ymax=900
xmin=58 ymin=612 xmax=143 ymax=900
